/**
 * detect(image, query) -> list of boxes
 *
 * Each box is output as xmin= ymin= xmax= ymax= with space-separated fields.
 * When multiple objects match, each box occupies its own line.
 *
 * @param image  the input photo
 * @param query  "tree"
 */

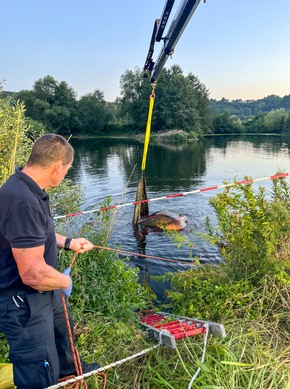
xmin=263 ymin=109 xmax=286 ymax=133
xmin=187 ymin=72 xmax=212 ymax=133
xmin=243 ymin=113 xmax=266 ymax=133
xmin=212 ymin=112 xmax=242 ymax=134
xmin=103 ymin=101 xmax=123 ymax=133
xmin=243 ymin=109 xmax=288 ymax=134
xmin=118 ymin=65 xmax=212 ymax=135
xmin=33 ymin=75 xmax=58 ymax=105
xmin=210 ymin=94 xmax=290 ymax=119
xmin=16 ymin=76 xmax=79 ymax=134
xmin=283 ymin=111 xmax=290 ymax=133
xmin=155 ymin=66 xmax=197 ymax=132
xmin=77 ymin=90 xmax=106 ymax=134
xmin=119 ymin=68 xmax=152 ymax=132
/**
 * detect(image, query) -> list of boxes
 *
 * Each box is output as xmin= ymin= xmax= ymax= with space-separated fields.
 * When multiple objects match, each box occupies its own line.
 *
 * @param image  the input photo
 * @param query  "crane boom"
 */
xmin=143 ymin=0 xmax=202 ymax=82
xmin=155 ymin=0 xmax=175 ymax=42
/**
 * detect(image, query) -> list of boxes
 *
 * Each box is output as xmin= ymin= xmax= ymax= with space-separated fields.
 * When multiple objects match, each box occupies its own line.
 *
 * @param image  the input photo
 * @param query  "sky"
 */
xmin=1 ymin=0 xmax=290 ymax=102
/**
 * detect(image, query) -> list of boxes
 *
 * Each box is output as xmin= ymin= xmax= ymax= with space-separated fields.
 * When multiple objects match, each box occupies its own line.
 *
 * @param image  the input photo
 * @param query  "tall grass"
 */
xmin=70 ymin=315 xmax=290 ymax=388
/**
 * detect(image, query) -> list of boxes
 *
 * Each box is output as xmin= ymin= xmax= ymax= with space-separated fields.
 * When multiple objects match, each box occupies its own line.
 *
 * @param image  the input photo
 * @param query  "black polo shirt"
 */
xmin=0 ymin=168 xmax=57 ymax=289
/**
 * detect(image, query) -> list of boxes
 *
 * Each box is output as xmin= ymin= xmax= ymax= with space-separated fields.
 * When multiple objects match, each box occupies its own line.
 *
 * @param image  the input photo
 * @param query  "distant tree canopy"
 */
xmin=210 ymin=94 xmax=290 ymax=134
xmin=212 ymin=108 xmax=290 ymax=135
xmin=2 ymin=70 xmax=290 ymax=137
xmin=243 ymin=108 xmax=290 ymax=134
xmin=9 ymin=68 xmax=212 ymax=136
xmin=210 ymin=94 xmax=290 ymax=119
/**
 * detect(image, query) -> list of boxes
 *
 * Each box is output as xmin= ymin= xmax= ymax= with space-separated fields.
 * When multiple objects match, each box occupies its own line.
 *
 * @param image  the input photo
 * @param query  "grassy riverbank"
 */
xmin=83 ymin=174 xmax=290 ymax=388
xmin=1 ymin=178 xmax=290 ymax=388
xmin=73 ymin=316 xmax=290 ymax=388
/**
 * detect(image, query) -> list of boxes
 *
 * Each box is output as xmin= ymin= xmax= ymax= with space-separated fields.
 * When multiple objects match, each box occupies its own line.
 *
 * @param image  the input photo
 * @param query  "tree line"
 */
xmin=211 ymin=94 xmax=290 ymax=119
xmin=9 ymin=66 xmax=212 ymax=137
xmin=2 ymin=66 xmax=290 ymax=136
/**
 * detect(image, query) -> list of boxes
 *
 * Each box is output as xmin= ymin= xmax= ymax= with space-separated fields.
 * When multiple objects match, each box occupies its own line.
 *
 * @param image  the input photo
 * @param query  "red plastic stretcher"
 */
xmin=140 ymin=311 xmax=226 ymax=349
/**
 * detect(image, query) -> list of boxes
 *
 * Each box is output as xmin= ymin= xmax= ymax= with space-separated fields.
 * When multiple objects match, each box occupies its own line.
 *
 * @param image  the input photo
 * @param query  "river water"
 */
xmin=67 ymin=135 xmax=290 ymax=300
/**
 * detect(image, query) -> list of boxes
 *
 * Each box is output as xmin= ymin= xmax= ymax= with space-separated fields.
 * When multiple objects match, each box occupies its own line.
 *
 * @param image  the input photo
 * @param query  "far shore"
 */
xmin=71 ymin=130 xmax=286 ymax=143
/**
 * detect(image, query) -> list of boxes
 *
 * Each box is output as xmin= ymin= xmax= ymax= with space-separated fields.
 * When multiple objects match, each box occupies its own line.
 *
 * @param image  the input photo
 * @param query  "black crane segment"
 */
xmin=143 ymin=0 xmax=202 ymax=82
xmin=155 ymin=0 xmax=175 ymax=42
xmin=143 ymin=19 xmax=160 ymax=75
xmin=143 ymin=0 xmax=175 ymax=77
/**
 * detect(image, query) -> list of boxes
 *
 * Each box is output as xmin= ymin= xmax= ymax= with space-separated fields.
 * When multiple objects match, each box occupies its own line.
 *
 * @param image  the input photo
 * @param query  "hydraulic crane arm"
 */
xmin=155 ymin=0 xmax=175 ymax=42
xmin=143 ymin=0 xmax=202 ymax=83
xmin=143 ymin=19 xmax=160 ymax=75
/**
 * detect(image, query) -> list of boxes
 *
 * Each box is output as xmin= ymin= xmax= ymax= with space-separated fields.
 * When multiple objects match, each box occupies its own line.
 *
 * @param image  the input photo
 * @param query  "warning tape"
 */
xmin=53 ymin=173 xmax=289 ymax=220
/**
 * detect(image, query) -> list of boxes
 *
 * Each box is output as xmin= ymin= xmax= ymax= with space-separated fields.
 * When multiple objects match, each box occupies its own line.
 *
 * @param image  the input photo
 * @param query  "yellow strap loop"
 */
xmin=141 ymin=86 xmax=156 ymax=171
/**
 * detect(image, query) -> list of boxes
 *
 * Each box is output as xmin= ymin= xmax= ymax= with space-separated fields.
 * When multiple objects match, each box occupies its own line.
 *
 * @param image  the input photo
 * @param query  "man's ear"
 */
xmin=54 ymin=160 xmax=63 ymax=173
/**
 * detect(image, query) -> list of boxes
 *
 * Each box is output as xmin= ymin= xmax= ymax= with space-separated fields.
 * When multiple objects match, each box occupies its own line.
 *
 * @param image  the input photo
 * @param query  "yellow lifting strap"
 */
xmin=141 ymin=84 xmax=156 ymax=172
xmin=0 ymin=363 xmax=14 ymax=389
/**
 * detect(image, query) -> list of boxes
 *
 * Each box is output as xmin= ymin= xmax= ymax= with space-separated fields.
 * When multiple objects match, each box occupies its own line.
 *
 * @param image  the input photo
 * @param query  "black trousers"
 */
xmin=0 ymin=289 xmax=75 ymax=389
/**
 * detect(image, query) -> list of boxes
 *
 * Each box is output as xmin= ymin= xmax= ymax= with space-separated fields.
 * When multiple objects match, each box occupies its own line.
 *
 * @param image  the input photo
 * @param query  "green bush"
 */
xmin=165 ymin=175 xmax=290 ymax=323
xmin=56 ymin=208 xmax=149 ymax=323
xmin=0 ymin=94 xmax=33 ymax=185
xmin=209 ymin=175 xmax=290 ymax=283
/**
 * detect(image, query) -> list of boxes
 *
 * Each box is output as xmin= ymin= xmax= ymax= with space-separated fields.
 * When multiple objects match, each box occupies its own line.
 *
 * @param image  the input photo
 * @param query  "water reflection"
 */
xmin=70 ymin=138 xmax=209 ymax=193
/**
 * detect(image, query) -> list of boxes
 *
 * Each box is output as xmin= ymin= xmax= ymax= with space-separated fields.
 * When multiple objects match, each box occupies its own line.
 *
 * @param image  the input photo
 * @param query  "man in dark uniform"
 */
xmin=0 ymin=134 xmax=99 ymax=389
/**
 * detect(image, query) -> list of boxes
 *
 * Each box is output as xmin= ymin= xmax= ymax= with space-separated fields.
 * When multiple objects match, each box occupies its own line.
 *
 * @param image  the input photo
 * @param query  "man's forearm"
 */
xmin=21 ymin=263 xmax=71 ymax=291
xmin=55 ymin=233 xmax=67 ymax=249
xmin=12 ymin=246 xmax=71 ymax=291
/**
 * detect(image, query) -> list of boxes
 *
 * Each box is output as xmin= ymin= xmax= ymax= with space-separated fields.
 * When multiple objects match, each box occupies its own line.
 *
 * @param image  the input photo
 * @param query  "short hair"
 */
xmin=26 ymin=134 xmax=74 ymax=167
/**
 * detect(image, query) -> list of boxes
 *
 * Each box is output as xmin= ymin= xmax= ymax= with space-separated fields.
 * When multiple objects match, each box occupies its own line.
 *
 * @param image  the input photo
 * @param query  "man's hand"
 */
xmin=70 ymin=238 xmax=94 ymax=253
xmin=62 ymin=268 xmax=72 ymax=298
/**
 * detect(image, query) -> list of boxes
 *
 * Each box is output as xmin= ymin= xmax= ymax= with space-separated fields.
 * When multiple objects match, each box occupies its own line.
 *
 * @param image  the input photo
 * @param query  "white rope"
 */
xmin=44 ymin=322 xmax=211 ymax=389
xmin=187 ymin=323 xmax=210 ymax=389
xmin=44 ymin=342 xmax=161 ymax=389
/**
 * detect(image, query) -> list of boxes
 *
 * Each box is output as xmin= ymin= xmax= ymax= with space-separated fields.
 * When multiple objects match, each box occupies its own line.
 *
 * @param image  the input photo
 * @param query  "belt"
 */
xmin=0 ymin=286 xmax=39 ymax=297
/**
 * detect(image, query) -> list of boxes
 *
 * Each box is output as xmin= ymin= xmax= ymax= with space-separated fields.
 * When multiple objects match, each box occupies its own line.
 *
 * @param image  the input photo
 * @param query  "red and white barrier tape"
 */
xmin=53 ymin=173 xmax=289 ymax=220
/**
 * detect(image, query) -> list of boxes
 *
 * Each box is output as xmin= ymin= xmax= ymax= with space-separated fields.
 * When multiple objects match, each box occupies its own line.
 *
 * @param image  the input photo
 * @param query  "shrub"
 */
xmin=165 ymin=175 xmax=290 ymax=323
xmin=0 ymin=94 xmax=33 ymax=185
xmin=56 ymin=207 xmax=149 ymax=323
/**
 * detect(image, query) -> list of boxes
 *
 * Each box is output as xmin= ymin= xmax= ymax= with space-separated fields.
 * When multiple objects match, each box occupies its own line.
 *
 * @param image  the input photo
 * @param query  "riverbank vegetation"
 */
xmin=43 ymin=175 xmax=290 ymax=389
xmin=3 ymin=65 xmax=290 ymax=139
xmin=2 ymin=88 xmax=290 ymax=388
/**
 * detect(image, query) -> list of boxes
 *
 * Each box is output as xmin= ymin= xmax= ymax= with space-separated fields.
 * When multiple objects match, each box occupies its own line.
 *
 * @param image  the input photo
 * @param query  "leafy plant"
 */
xmin=209 ymin=175 xmax=290 ymax=283
xmin=48 ymin=179 xmax=83 ymax=218
xmin=0 ymin=93 xmax=33 ymax=185
xmin=164 ymin=175 xmax=290 ymax=323
xmin=56 ymin=207 xmax=150 ymax=323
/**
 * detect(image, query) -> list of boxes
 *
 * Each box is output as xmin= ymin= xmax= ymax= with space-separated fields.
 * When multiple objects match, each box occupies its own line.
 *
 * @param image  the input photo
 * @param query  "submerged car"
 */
xmin=138 ymin=210 xmax=188 ymax=230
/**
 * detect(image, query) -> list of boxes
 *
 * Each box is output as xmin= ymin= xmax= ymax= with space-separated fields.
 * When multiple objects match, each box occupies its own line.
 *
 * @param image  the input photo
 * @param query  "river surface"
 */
xmin=67 ymin=135 xmax=290 ymax=300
